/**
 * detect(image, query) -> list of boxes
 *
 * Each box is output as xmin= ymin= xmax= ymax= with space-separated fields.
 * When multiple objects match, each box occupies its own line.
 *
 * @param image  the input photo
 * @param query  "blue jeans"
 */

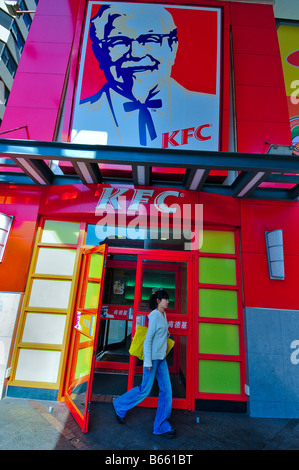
xmin=113 ymin=359 xmax=173 ymax=434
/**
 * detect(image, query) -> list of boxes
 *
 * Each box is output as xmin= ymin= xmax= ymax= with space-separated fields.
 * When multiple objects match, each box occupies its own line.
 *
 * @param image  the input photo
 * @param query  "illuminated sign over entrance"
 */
xmin=94 ymin=186 xmax=202 ymax=250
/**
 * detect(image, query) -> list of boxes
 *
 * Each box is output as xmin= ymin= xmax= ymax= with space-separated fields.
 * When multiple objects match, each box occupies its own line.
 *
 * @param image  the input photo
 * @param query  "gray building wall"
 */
xmin=244 ymin=308 xmax=299 ymax=418
xmin=273 ymin=0 xmax=299 ymax=20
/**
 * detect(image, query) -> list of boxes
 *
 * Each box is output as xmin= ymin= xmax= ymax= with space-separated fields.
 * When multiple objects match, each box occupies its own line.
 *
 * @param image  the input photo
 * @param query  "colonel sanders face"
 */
xmin=90 ymin=4 xmax=178 ymax=103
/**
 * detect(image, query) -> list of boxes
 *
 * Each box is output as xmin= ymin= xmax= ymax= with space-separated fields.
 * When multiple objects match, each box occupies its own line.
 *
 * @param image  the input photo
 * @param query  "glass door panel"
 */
xmin=128 ymin=254 xmax=192 ymax=410
xmin=137 ymin=260 xmax=188 ymax=316
xmin=64 ymin=245 xmax=107 ymax=433
xmin=138 ymin=262 xmax=177 ymax=312
xmin=95 ymin=254 xmax=137 ymax=367
xmin=93 ymin=253 xmax=137 ymax=397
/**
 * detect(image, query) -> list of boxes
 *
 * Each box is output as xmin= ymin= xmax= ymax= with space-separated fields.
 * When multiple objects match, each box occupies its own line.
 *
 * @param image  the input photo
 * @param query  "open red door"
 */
xmin=127 ymin=251 xmax=193 ymax=411
xmin=64 ymin=244 xmax=107 ymax=432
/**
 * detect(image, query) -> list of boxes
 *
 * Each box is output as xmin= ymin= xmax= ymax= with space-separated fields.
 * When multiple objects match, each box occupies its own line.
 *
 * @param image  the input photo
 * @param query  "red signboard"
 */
xmin=40 ymin=184 xmax=200 ymax=217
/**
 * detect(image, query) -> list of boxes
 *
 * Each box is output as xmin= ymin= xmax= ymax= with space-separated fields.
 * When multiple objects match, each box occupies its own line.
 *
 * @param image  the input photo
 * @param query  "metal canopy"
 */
xmin=0 ymin=138 xmax=298 ymax=200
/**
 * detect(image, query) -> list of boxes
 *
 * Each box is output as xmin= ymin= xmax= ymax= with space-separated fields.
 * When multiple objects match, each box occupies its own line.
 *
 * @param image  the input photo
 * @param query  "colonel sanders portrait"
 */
xmin=71 ymin=3 xmax=220 ymax=149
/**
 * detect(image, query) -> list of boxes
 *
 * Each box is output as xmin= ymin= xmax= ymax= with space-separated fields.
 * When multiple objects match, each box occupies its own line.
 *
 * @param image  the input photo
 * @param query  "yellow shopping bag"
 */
xmin=166 ymin=337 xmax=175 ymax=356
xmin=129 ymin=325 xmax=175 ymax=361
xmin=129 ymin=325 xmax=148 ymax=360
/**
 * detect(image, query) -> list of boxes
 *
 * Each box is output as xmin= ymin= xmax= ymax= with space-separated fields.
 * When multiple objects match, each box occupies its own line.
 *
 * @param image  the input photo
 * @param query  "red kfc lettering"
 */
xmin=128 ymin=189 xmax=154 ymax=211
xmin=162 ymin=130 xmax=180 ymax=148
xmin=162 ymin=125 xmax=211 ymax=148
xmin=194 ymin=124 xmax=211 ymax=141
xmin=181 ymin=127 xmax=195 ymax=145
xmin=96 ymin=187 xmax=129 ymax=210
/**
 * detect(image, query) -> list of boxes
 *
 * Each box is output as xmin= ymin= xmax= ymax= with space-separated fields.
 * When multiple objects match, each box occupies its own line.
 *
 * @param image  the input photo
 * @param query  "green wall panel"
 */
xmin=199 ymin=258 xmax=236 ymax=285
xmin=42 ymin=220 xmax=80 ymax=245
xmin=198 ymin=360 xmax=241 ymax=394
xmin=199 ymin=288 xmax=238 ymax=319
xmin=200 ymin=230 xmax=235 ymax=254
xmin=199 ymin=323 xmax=239 ymax=355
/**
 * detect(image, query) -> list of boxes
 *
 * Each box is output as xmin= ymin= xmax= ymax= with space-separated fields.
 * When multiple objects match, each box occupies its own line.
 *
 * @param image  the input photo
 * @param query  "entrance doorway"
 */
xmin=64 ymin=246 xmax=193 ymax=432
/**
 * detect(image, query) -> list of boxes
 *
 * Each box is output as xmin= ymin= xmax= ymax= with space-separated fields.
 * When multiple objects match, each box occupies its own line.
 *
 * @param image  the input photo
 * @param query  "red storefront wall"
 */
xmin=229 ymin=1 xmax=296 ymax=311
xmin=0 ymin=1 xmax=297 ymax=334
xmin=230 ymin=1 xmax=291 ymax=153
xmin=241 ymin=199 xmax=299 ymax=311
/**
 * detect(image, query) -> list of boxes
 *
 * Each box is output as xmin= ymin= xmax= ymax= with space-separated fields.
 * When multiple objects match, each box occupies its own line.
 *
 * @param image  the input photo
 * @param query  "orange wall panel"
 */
xmin=0 ymin=186 xmax=42 ymax=292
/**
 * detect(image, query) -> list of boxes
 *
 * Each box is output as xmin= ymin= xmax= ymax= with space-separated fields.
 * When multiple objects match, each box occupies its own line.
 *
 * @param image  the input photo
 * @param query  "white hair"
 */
xmin=91 ymin=3 xmax=177 ymax=41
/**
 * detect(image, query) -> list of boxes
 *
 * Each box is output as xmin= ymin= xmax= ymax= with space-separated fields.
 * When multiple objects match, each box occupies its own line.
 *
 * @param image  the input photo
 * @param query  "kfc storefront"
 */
xmin=4 ymin=182 xmax=246 ymax=432
xmin=2 ymin=0 xmax=247 ymax=433
xmin=1 ymin=0 xmax=298 ymax=431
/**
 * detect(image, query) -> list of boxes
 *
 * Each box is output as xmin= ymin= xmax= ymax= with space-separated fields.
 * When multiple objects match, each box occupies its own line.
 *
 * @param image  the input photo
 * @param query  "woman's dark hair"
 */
xmin=149 ymin=290 xmax=169 ymax=311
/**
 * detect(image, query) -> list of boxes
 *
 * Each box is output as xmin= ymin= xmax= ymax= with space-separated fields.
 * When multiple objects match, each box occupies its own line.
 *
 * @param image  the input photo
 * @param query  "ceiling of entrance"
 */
xmin=0 ymin=138 xmax=298 ymax=200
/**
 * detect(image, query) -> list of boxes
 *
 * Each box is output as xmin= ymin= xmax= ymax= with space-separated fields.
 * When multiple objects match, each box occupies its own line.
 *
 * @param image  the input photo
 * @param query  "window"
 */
xmin=11 ymin=22 xmax=25 ymax=51
xmin=1 ymin=46 xmax=17 ymax=77
xmin=0 ymin=9 xmax=13 ymax=29
xmin=0 ymin=81 xmax=10 ymax=105
xmin=19 ymin=1 xmax=32 ymax=29
xmin=86 ymin=223 xmax=191 ymax=251
xmin=0 ymin=213 xmax=13 ymax=262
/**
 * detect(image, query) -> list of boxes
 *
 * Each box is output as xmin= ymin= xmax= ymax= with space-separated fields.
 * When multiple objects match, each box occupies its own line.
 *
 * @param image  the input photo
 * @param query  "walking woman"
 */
xmin=113 ymin=289 xmax=175 ymax=438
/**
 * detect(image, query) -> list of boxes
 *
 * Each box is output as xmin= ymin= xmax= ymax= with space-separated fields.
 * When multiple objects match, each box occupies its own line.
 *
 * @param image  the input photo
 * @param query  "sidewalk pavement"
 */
xmin=0 ymin=396 xmax=299 ymax=451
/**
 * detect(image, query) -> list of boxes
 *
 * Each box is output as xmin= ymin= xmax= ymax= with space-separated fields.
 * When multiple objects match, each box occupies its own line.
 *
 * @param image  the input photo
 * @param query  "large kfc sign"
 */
xmin=71 ymin=2 xmax=222 ymax=151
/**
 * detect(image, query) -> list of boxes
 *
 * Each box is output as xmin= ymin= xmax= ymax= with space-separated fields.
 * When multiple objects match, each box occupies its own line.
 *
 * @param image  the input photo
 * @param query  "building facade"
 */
xmin=0 ymin=0 xmax=38 ymax=123
xmin=0 ymin=0 xmax=299 ymax=432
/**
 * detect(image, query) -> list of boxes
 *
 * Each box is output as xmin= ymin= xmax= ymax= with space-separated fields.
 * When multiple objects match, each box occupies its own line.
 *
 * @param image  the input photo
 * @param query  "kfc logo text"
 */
xmin=96 ymin=188 xmax=181 ymax=213
xmin=93 ymin=186 xmax=203 ymax=250
xmin=162 ymin=124 xmax=212 ymax=149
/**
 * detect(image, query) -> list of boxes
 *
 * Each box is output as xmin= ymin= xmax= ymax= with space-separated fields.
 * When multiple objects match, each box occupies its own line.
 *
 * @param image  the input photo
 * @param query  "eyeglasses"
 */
xmin=98 ymin=33 xmax=172 ymax=50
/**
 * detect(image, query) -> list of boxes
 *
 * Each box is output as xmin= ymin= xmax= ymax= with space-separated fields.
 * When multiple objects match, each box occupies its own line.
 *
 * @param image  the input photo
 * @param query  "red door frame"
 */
xmin=117 ymin=247 xmax=194 ymax=411
xmin=64 ymin=245 xmax=195 ymax=432
xmin=94 ymin=254 xmax=183 ymax=373
xmin=193 ymin=228 xmax=247 ymax=403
